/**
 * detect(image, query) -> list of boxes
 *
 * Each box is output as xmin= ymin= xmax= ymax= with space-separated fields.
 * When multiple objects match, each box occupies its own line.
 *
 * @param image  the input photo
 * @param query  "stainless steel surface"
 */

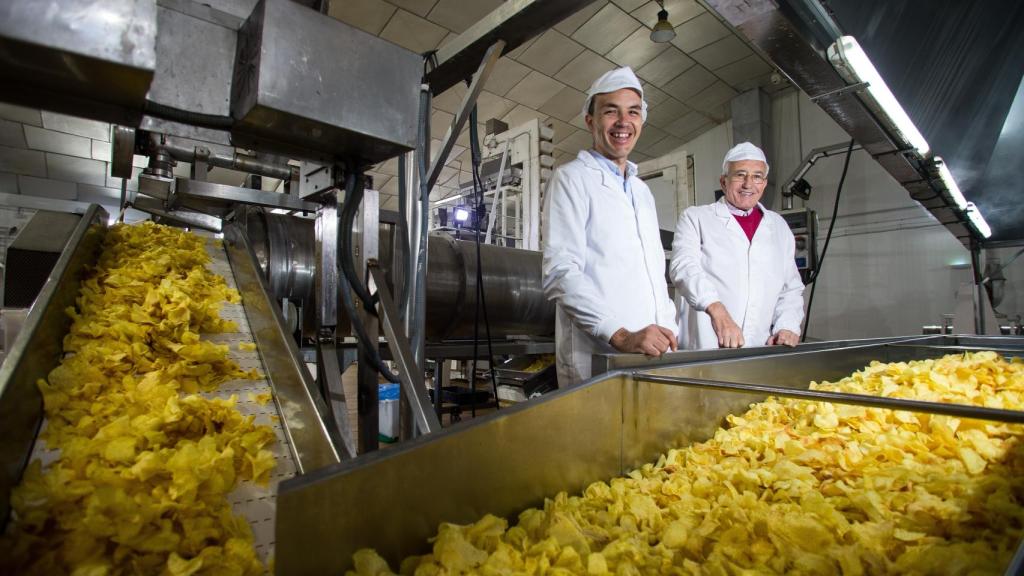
xmin=132 ymin=196 xmax=224 ymax=233
xmin=426 ymin=40 xmax=505 ymax=191
xmin=273 ymin=335 xmax=1024 ymax=574
xmin=0 ymin=309 xmax=29 ymax=367
xmin=223 ymin=221 xmax=344 ymax=470
xmin=420 ymin=340 xmax=554 ymax=360
xmin=243 ymin=207 xmax=316 ymax=310
xmin=110 ymin=126 xmax=136 ymax=179
xmin=231 ymin=0 xmax=420 ymax=163
xmin=315 ymin=192 xmax=339 ymax=332
xmin=317 ymin=340 xmax=356 ymax=459
xmin=149 ymin=1 xmax=236 ymax=117
xmin=633 ymin=372 xmax=1024 ymax=424
xmin=0 ymin=0 xmax=156 ymax=125
xmin=426 ymin=0 xmax=599 ymax=95
xmin=425 ymin=232 xmax=554 ymax=340
xmin=274 ymin=376 xmax=623 ymax=576
xmin=0 ymin=192 xmax=95 ymax=215
xmin=0 ymin=205 xmax=107 ymax=527
xmin=241 ymin=216 xmax=554 ymax=341
xmin=591 ymin=335 xmax=913 ymax=375
xmin=369 ymin=264 xmax=441 ymax=435
xmin=161 ymin=140 xmax=293 ymax=181
xmin=354 ymin=189 xmax=380 ymax=454
xmin=2 ymin=211 xmax=84 ymax=308
xmin=175 ymin=178 xmax=317 ymax=213
xmin=973 ymin=243 xmax=986 ymax=334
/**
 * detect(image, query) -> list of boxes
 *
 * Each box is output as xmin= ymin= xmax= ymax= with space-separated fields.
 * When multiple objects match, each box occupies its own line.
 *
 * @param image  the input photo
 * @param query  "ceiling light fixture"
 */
xmin=650 ymin=1 xmax=675 ymax=43
xmin=827 ymin=35 xmax=930 ymax=157
xmin=933 ymin=156 xmax=967 ymax=210
xmin=965 ymin=202 xmax=992 ymax=239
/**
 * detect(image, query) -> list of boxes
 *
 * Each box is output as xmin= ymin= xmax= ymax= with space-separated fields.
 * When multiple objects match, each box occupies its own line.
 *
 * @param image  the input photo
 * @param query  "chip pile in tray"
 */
xmin=0 ymin=222 xmax=276 ymax=575
xmin=350 ymin=351 xmax=1024 ymax=575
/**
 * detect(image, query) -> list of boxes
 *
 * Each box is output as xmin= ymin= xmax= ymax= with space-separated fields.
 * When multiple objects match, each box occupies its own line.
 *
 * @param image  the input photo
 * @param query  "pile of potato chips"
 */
xmin=350 ymin=351 xmax=1024 ymax=575
xmin=0 ymin=222 xmax=275 ymax=575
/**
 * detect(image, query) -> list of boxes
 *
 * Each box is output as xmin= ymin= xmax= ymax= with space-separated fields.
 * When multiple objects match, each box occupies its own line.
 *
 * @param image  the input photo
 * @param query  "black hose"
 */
xmin=802 ymin=139 xmax=855 ymax=342
xmin=338 ymin=260 xmax=400 ymax=383
xmin=143 ymin=100 xmax=234 ymax=130
xmin=338 ymin=171 xmax=378 ymax=313
xmin=468 ymin=109 xmax=500 ymax=411
xmin=335 ymin=167 xmax=400 ymax=383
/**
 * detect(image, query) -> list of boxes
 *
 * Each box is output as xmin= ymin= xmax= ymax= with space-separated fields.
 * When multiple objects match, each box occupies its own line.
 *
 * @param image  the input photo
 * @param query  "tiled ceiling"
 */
xmin=330 ymin=0 xmax=786 ymax=211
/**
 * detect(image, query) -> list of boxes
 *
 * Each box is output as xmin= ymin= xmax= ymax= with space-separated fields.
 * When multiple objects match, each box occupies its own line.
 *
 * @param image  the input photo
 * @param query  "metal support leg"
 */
xmin=354 ymin=189 xmax=381 ymax=453
xmin=368 ymin=263 xmax=442 ymax=434
xmin=971 ymin=241 xmax=985 ymax=335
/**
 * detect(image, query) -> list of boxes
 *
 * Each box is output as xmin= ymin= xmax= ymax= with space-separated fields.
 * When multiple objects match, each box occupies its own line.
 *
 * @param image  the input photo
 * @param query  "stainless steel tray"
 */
xmin=275 ymin=334 xmax=1024 ymax=575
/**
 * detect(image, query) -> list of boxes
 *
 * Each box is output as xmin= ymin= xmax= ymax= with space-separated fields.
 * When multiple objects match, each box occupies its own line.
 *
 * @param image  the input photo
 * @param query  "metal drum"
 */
xmin=425 ymin=232 xmax=554 ymax=340
xmin=243 ymin=207 xmax=316 ymax=305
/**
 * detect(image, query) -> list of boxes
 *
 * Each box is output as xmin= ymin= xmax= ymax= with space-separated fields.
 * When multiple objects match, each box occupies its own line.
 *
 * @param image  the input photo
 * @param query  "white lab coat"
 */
xmin=542 ymin=150 xmax=677 ymax=387
xmin=671 ymin=198 xmax=804 ymax=350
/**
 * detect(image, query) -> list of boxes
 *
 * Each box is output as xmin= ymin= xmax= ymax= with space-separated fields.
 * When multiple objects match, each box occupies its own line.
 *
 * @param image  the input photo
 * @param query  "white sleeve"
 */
xmin=669 ymin=208 xmax=721 ymax=311
xmin=771 ymin=224 xmax=806 ymax=334
xmin=542 ymin=169 xmax=621 ymax=343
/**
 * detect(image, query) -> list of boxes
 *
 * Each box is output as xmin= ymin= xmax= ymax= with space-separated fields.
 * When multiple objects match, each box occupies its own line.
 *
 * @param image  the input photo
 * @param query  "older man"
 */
xmin=671 ymin=142 xmax=804 ymax=350
xmin=542 ymin=67 xmax=678 ymax=386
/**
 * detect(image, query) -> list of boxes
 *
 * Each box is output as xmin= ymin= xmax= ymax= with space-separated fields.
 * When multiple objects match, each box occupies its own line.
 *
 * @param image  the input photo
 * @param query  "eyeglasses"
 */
xmin=728 ymin=171 xmax=766 ymax=184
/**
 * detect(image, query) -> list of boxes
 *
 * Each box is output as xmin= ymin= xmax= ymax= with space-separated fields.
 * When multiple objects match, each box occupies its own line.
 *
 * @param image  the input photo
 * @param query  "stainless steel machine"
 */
xmin=3 ymin=1 xmax=1023 ymax=575
xmin=275 ymin=334 xmax=1024 ymax=574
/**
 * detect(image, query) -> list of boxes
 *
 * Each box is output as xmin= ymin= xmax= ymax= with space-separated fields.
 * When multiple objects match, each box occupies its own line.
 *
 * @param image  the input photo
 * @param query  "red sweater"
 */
xmin=733 ymin=207 xmax=763 ymax=241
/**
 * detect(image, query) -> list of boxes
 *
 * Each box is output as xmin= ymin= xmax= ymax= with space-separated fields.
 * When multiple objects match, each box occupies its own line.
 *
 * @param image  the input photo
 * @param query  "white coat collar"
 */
xmin=577 ymin=150 xmax=636 ymax=193
xmin=713 ymin=197 xmax=774 ymax=234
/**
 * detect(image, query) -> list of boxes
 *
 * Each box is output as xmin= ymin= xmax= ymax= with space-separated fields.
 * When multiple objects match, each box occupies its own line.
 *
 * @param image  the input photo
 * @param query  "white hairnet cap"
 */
xmin=582 ymin=67 xmax=648 ymax=122
xmin=722 ymin=141 xmax=769 ymax=175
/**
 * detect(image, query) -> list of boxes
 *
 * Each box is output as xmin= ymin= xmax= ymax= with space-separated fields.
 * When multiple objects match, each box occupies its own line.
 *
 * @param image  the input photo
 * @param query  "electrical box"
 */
xmin=782 ymin=208 xmax=818 ymax=284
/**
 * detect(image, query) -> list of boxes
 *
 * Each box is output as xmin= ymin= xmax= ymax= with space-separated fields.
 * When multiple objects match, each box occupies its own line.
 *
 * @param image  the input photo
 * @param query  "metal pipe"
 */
xmin=632 ymin=373 xmax=1024 ymax=424
xmin=158 ymin=140 xmax=293 ymax=181
xmin=971 ymin=241 xmax=985 ymax=334
xmin=412 ymin=85 xmax=431 ymax=370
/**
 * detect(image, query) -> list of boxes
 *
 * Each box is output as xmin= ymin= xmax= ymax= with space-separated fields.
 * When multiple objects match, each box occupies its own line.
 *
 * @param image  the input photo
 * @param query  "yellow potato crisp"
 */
xmin=348 ymin=352 xmax=1024 ymax=575
xmin=0 ymin=222 xmax=275 ymax=575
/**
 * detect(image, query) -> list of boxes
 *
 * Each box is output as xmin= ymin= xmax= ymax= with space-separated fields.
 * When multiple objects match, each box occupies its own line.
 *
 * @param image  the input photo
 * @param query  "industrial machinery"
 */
xmin=276 ymin=334 xmax=1024 ymax=574
xmin=2 ymin=0 xmax=1023 ymax=575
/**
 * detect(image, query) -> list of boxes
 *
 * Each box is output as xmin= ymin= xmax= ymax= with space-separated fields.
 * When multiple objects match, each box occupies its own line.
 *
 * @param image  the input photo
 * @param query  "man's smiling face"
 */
xmin=586 ymin=88 xmax=643 ymax=168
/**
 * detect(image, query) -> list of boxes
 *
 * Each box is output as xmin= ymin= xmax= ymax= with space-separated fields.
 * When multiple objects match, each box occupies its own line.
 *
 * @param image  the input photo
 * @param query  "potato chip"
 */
xmin=346 ymin=352 xmax=1024 ymax=576
xmin=0 ymin=222 xmax=274 ymax=575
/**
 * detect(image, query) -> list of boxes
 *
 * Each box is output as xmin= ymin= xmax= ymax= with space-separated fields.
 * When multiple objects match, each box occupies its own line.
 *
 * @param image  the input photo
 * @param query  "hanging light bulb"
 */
xmin=650 ymin=1 xmax=675 ymax=43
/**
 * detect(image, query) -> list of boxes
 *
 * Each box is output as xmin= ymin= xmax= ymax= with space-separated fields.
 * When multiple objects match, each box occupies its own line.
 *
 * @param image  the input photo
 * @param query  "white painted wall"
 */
xmin=649 ymin=88 xmax=1022 ymax=341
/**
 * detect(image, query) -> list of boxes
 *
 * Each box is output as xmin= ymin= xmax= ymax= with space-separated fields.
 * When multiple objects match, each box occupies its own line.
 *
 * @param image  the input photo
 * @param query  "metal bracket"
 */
xmin=425 ymin=40 xmax=506 ymax=191
xmin=368 ymin=262 xmax=442 ymax=435
xmin=809 ymin=81 xmax=869 ymax=102
xmin=317 ymin=339 xmax=357 ymax=458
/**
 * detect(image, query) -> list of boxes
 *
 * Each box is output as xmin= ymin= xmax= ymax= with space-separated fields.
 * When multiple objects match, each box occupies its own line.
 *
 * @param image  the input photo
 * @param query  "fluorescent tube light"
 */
xmin=434 ymin=193 xmax=466 ymax=206
xmin=933 ymin=156 xmax=967 ymax=210
xmin=965 ymin=202 xmax=992 ymax=239
xmin=828 ymin=36 xmax=930 ymax=156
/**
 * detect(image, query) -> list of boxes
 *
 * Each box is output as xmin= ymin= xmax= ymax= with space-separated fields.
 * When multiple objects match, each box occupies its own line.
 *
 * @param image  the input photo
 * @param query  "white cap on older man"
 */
xmin=582 ymin=67 xmax=648 ymax=121
xmin=722 ymin=142 xmax=769 ymax=175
